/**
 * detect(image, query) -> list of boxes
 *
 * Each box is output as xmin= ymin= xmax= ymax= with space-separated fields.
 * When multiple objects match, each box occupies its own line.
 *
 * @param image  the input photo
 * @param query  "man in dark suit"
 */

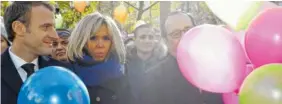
xmin=1 ymin=2 xmax=70 ymax=104
xmin=139 ymin=11 xmax=223 ymax=104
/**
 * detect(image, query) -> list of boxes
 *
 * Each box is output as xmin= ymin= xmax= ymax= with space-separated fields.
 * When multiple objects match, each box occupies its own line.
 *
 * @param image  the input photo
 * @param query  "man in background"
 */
xmin=142 ymin=11 xmax=223 ymax=104
xmin=1 ymin=16 xmax=10 ymax=53
xmin=126 ymin=24 xmax=167 ymax=104
xmin=51 ymin=29 xmax=70 ymax=63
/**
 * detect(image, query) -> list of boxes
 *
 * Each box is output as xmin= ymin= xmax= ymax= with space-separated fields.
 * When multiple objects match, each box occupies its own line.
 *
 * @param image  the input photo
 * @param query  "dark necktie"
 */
xmin=21 ymin=63 xmax=35 ymax=78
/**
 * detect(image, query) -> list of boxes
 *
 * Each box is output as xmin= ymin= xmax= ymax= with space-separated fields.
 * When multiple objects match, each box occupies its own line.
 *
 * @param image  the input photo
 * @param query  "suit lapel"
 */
xmin=1 ymin=49 xmax=24 ymax=94
xmin=1 ymin=52 xmax=63 ymax=95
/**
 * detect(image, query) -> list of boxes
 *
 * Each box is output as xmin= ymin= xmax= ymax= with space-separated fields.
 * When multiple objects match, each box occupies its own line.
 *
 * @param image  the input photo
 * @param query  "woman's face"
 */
xmin=87 ymin=24 xmax=112 ymax=62
xmin=1 ymin=35 xmax=9 ymax=54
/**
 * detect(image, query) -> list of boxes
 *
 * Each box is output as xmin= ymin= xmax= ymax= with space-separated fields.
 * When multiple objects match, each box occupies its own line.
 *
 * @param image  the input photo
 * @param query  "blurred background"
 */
xmin=2 ymin=1 xmax=280 ymax=37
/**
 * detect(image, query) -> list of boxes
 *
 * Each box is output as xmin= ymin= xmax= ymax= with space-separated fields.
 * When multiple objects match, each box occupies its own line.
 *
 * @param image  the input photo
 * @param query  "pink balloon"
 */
xmin=234 ymin=31 xmax=245 ymax=50
xmin=259 ymin=1 xmax=278 ymax=11
xmin=245 ymin=8 xmax=282 ymax=68
xmin=244 ymin=64 xmax=254 ymax=76
xmin=219 ymin=25 xmax=234 ymax=32
xmin=222 ymin=92 xmax=239 ymax=104
xmin=217 ymin=27 xmax=254 ymax=95
xmin=234 ymin=31 xmax=251 ymax=64
xmin=220 ymin=25 xmax=251 ymax=64
xmin=223 ymin=65 xmax=253 ymax=104
xmin=235 ymin=64 xmax=254 ymax=94
xmin=177 ymin=24 xmax=246 ymax=93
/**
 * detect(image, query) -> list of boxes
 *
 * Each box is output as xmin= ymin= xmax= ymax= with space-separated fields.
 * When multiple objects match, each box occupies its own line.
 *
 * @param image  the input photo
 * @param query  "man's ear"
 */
xmin=12 ymin=21 xmax=26 ymax=37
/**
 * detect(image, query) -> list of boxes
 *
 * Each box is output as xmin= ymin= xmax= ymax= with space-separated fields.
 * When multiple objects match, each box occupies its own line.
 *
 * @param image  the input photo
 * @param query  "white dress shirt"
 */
xmin=9 ymin=47 xmax=39 ymax=82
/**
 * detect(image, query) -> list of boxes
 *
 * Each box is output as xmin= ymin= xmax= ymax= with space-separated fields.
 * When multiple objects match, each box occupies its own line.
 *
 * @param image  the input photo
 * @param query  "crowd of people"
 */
xmin=1 ymin=1 xmax=223 ymax=104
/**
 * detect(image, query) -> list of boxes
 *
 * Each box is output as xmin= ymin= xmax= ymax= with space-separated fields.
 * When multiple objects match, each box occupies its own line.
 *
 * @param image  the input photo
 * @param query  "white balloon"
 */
xmin=206 ymin=1 xmax=256 ymax=29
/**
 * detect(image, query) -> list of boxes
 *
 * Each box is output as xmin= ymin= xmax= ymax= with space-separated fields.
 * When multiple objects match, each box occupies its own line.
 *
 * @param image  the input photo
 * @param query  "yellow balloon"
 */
xmin=74 ymin=1 xmax=87 ymax=13
xmin=114 ymin=4 xmax=128 ymax=24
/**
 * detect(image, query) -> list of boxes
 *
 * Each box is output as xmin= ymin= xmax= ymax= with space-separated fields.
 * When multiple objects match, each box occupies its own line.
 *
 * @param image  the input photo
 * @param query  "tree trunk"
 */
xmin=160 ymin=1 xmax=170 ymax=36
xmin=110 ymin=1 xmax=114 ymax=17
xmin=149 ymin=1 xmax=152 ymax=23
xmin=136 ymin=1 xmax=145 ymax=20
xmin=97 ymin=1 xmax=101 ymax=11
xmin=184 ymin=1 xmax=189 ymax=12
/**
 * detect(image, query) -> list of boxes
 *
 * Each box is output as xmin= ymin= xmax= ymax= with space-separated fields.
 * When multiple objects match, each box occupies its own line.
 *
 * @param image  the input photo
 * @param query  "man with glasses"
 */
xmin=141 ymin=11 xmax=223 ymax=104
xmin=51 ymin=29 xmax=70 ymax=62
xmin=165 ymin=11 xmax=195 ymax=57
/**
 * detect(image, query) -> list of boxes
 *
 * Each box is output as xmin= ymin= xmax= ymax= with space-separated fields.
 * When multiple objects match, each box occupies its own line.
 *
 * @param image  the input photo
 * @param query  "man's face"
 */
xmin=165 ymin=14 xmax=194 ymax=57
xmin=135 ymin=27 xmax=156 ymax=54
xmin=51 ymin=37 xmax=69 ymax=62
xmin=23 ymin=5 xmax=58 ymax=56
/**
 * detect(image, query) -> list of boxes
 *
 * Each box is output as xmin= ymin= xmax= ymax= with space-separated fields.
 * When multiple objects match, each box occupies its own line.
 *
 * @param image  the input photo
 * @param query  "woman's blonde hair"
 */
xmin=67 ymin=12 xmax=126 ymax=64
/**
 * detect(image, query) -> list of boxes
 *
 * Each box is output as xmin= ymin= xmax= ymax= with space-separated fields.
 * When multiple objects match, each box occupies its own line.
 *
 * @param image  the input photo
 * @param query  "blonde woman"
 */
xmin=1 ymin=16 xmax=10 ymax=53
xmin=67 ymin=12 xmax=132 ymax=104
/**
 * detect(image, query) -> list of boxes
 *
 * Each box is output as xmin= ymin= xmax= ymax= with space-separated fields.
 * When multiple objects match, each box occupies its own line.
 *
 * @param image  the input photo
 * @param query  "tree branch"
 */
xmin=124 ymin=1 xmax=138 ymax=10
xmin=97 ymin=1 xmax=101 ymax=11
xmin=143 ymin=1 xmax=159 ymax=12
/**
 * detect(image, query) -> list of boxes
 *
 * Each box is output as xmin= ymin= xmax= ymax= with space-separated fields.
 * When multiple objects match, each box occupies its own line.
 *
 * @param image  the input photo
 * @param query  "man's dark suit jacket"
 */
xmin=1 ymin=49 xmax=72 ymax=104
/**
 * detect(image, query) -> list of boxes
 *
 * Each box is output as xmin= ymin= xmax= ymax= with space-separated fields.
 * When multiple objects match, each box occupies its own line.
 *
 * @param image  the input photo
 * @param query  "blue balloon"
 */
xmin=18 ymin=66 xmax=90 ymax=104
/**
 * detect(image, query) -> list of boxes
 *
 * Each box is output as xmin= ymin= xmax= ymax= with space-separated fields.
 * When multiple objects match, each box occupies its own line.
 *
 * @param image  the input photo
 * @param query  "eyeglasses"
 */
xmin=167 ymin=27 xmax=192 ymax=39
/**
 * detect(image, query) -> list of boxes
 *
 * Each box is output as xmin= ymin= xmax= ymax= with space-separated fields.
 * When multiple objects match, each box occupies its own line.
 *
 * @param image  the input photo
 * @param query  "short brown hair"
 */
xmin=133 ymin=24 xmax=154 ymax=37
xmin=4 ymin=1 xmax=54 ymax=42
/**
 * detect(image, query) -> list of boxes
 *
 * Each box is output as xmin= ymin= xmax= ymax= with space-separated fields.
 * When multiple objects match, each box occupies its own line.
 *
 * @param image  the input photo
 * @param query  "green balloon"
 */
xmin=236 ymin=1 xmax=261 ymax=31
xmin=55 ymin=14 xmax=63 ymax=28
xmin=239 ymin=64 xmax=282 ymax=104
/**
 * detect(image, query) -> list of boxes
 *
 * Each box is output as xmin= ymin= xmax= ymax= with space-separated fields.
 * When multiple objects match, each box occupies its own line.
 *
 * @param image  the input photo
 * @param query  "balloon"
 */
xmin=222 ymin=92 xmax=239 ymax=104
xmin=245 ymin=64 xmax=254 ymax=76
xmin=114 ymin=4 xmax=128 ymax=24
xmin=218 ymin=26 xmax=254 ymax=94
xmin=239 ymin=64 xmax=282 ymax=104
xmin=220 ymin=26 xmax=255 ymax=95
xmin=55 ymin=14 xmax=63 ymax=29
xmin=220 ymin=25 xmax=234 ymax=32
xmin=220 ymin=25 xmax=251 ymax=64
xmin=206 ymin=1 xmax=277 ymax=31
xmin=18 ymin=66 xmax=90 ymax=104
xmin=234 ymin=31 xmax=252 ymax=64
xmin=234 ymin=31 xmax=246 ymax=52
xmin=74 ymin=1 xmax=87 ymax=13
xmin=177 ymin=24 xmax=246 ymax=93
xmin=235 ymin=64 xmax=254 ymax=94
xmin=259 ymin=1 xmax=278 ymax=12
xmin=245 ymin=7 xmax=282 ymax=68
